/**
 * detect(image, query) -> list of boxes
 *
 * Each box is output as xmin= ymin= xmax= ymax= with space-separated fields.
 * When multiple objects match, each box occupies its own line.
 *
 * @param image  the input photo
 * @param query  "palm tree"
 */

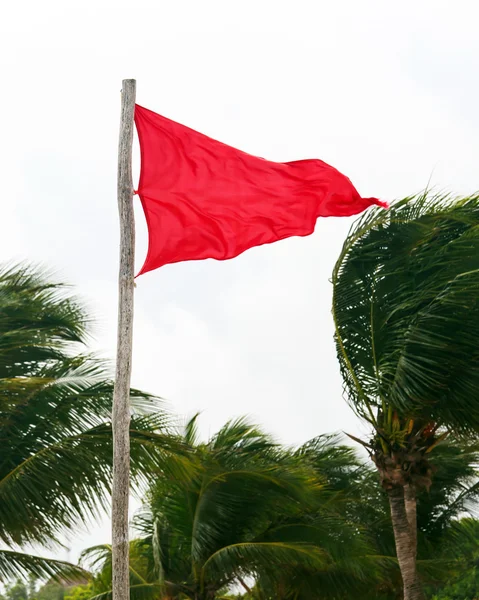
xmin=427 ymin=517 xmax=479 ymax=599
xmin=345 ymin=438 xmax=479 ymax=599
xmin=252 ymin=434 xmax=384 ymax=599
xmin=83 ymin=419 xmax=378 ymax=600
xmin=0 ymin=263 xmax=187 ymax=582
xmin=331 ymin=193 xmax=479 ymax=599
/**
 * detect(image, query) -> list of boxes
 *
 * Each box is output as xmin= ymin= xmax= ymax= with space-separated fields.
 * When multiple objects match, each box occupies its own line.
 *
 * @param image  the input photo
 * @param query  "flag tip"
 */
xmin=371 ymin=198 xmax=390 ymax=209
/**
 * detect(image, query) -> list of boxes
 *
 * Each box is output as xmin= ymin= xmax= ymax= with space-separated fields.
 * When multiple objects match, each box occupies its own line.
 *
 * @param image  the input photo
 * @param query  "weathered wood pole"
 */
xmin=112 ymin=78 xmax=136 ymax=600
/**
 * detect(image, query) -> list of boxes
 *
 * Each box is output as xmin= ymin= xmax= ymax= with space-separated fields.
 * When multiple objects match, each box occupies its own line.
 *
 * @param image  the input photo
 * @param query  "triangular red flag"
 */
xmin=134 ymin=104 xmax=386 ymax=275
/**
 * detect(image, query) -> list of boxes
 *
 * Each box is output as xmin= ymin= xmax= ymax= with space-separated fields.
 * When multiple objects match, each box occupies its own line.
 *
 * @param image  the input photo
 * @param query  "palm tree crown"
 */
xmin=0 ymin=264 xmax=185 ymax=582
xmin=332 ymin=193 xmax=479 ymax=600
xmin=333 ymin=193 xmax=479 ymax=434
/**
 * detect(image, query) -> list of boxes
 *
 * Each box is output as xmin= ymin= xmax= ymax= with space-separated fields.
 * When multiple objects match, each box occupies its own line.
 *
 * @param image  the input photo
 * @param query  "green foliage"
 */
xmin=63 ymin=584 xmax=93 ymax=600
xmin=3 ymin=580 xmax=28 ymax=600
xmin=1 ymin=580 xmax=93 ymax=600
xmin=0 ymin=263 xmax=189 ymax=582
xmin=332 ymin=193 xmax=479 ymax=593
xmin=422 ymin=519 xmax=479 ymax=599
xmin=83 ymin=419 xmax=380 ymax=600
xmin=332 ymin=192 xmax=479 ymax=432
xmin=342 ymin=439 xmax=479 ymax=599
xmin=3 ymin=226 xmax=479 ymax=600
xmin=36 ymin=582 xmax=65 ymax=600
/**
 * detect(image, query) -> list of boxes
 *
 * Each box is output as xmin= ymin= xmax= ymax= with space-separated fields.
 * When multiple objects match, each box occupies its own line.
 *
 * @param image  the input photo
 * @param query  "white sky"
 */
xmin=2 ymin=0 xmax=479 ymax=565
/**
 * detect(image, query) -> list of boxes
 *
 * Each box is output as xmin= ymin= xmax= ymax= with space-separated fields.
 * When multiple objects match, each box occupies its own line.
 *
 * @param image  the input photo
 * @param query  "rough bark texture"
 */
xmin=404 ymin=483 xmax=418 ymax=557
xmin=112 ymin=78 xmax=136 ymax=600
xmin=388 ymin=487 xmax=424 ymax=600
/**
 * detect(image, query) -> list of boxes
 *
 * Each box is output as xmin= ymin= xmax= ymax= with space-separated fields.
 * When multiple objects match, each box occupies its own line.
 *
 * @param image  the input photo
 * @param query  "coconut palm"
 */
xmin=252 ymin=434 xmax=385 ymax=599
xmin=83 ymin=420 xmax=378 ymax=600
xmin=332 ymin=193 xmax=479 ymax=599
xmin=344 ymin=438 xmax=479 ymax=599
xmin=0 ymin=263 xmax=187 ymax=582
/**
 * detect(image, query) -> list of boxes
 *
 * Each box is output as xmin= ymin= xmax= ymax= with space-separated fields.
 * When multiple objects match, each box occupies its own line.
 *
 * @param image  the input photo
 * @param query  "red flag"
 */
xmin=134 ymin=104 xmax=386 ymax=276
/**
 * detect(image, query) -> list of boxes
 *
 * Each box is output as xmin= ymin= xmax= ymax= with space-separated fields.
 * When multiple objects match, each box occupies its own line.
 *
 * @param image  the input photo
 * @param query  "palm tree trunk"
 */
xmin=388 ymin=486 xmax=424 ymax=600
xmin=404 ymin=483 xmax=417 ymax=556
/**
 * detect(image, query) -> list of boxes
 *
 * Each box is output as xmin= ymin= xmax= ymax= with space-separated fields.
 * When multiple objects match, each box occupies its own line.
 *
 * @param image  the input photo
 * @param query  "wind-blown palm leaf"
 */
xmin=340 ymin=439 xmax=479 ymax=598
xmin=416 ymin=440 xmax=479 ymax=544
xmin=294 ymin=433 xmax=367 ymax=504
xmin=251 ymin=454 xmax=388 ymax=600
xmin=0 ymin=263 xmax=89 ymax=378
xmin=0 ymin=549 xmax=88 ymax=582
xmin=0 ymin=416 xmax=190 ymax=548
xmin=126 ymin=417 xmax=382 ymax=600
xmin=0 ymin=263 xmax=190 ymax=574
xmin=201 ymin=541 xmax=329 ymax=583
xmin=332 ymin=192 xmax=479 ymax=430
xmin=208 ymin=417 xmax=279 ymax=467
xmin=140 ymin=418 xmax=321 ymax=563
xmin=86 ymin=417 xmax=401 ymax=600
xmin=184 ymin=412 xmax=201 ymax=447
xmin=80 ymin=543 xmax=150 ymax=585
xmin=332 ymin=193 xmax=479 ymax=597
xmin=80 ymin=543 xmax=188 ymax=600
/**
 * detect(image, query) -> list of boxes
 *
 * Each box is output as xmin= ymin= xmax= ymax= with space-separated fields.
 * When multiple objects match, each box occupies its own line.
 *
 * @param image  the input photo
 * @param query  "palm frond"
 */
xmin=0 ymin=263 xmax=90 ymax=379
xmin=0 ymin=549 xmax=88 ymax=583
xmin=183 ymin=413 xmax=202 ymax=446
xmin=0 ymin=416 xmax=191 ymax=547
xmin=332 ymin=192 xmax=479 ymax=430
xmin=0 ymin=263 xmax=191 ymax=550
xmin=201 ymin=541 xmax=328 ymax=584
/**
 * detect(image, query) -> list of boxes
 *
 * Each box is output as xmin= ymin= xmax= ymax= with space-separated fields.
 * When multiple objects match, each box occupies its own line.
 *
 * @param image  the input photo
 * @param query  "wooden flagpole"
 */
xmin=112 ymin=78 xmax=136 ymax=600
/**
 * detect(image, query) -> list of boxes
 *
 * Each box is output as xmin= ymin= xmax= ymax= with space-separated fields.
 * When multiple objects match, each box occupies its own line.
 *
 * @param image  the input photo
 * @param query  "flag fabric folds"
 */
xmin=134 ymin=104 xmax=386 ymax=276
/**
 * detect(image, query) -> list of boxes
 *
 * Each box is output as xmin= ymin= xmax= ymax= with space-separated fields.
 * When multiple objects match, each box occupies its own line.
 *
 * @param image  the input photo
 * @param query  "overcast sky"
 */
xmin=2 ymin=0 xmax=479 ymax=564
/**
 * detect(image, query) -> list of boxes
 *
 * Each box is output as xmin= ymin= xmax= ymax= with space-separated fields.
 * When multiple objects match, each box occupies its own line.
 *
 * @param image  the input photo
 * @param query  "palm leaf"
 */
xmin=0 ymin=263 xmax=190 ymax=552
xmin=0 ymin=549 xmax=88 ymax=582
xmin=332 ymin=193 xmax=479 ymax=430
xmin=201 ymin=541 xmax=329 ymax=584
